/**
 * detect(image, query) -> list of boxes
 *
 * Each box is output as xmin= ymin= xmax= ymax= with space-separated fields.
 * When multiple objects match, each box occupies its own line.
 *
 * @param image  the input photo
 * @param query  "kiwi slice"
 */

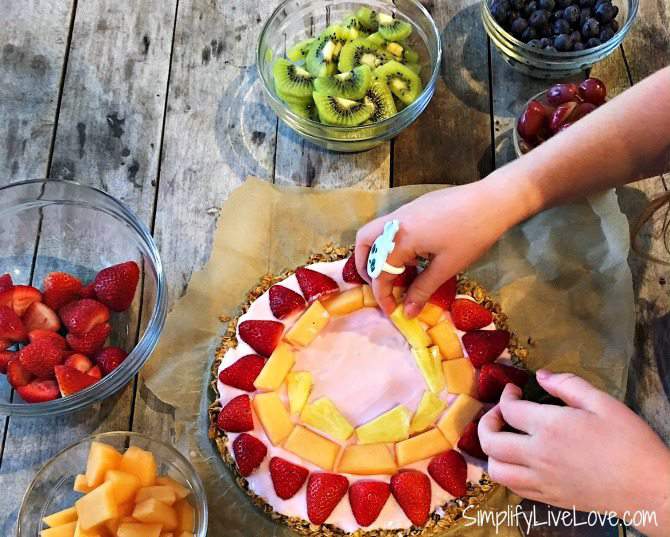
xmin=374 ymin=60 xmax=422 ymax=105
xmin=406 ymin=62 xmax=422 ymax=75
xmin=338 ymin=38 xmax=391 ymax=72
xmin=342 ymin=15 xmax=365 ymax=40
xmin=355 ymin=7 xmax=378 ymax=31
xmin=385 ymin=42 xmax=421 ymax=65
xmin=313 ymin=92 xmax=374 ymax=126
xmin=305 ymin=25 xmax=349 ymax=77
xmin=366 ymin=32 xmax=387 ymax=48
xmin=314 ymin=64 xmax=372 ymax=100
xmin=364 ymin=80 xmax=397 ymax=122
xmin=286 ymin=98 xmax=318 ymax=121
xmin=273 ymin=58 xmax=315 ymax=100
xmin=287 ymin=38 xmax=316 ymax=62
xmin=377 ymin=12 xmax=412 ymax=42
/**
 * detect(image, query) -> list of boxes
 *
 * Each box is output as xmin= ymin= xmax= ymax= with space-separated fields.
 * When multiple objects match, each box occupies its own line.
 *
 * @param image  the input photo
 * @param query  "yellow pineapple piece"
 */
xmin=133 ymin=498 xmax=178 ymax=531
xmin=155 ymin=476 xmax=190 ymax=500
xmin=40 ymin=521 xmax=77 ymax=537
xmin=119 ymin=446 xmax=157 ymax=487
xmin=73 ymin=474 xmax=93 ymax=494
xmin=301 ymin=397 xmax=354 ymax=441
xmin=254 ymin=342 xmax=295 ymax=391
xmin=337 ymin=444 xmax=397 ymax=475
xmin=136 ymin=485 xmax=177 ymax=506
xmin=396 ymin=428 xmax=451 ymax=466
xmin=75 ymin=481 xmax=118 ymax=530
xmin=355 ymin=405 xmax=411 ymax=444
xmin=428 ymin=320 xmax=463 ymax=360
xmin=85 ymin=441 xmax=122 ymax=488
xmin=437 ymin=394 xmax=484 ymax=445
xmin=252 ymin=391 xmax=294 ymax=445
xmin=105 ymin=469 xmax=141 ymax=504
xmin=284 ymin=301 xmax=329 ymax=347
xmin=443 ymin=358 xmax=477 ymax=396
xmin=429 ymin=345 xmax=443 ymax=362
xmin=361 ymin=285 xmax=377 ymax=307
xmin=283 ymin=425 xmax=340 ymax=470
xmin=117 ymin=523 xmax=163 ymax=537
xmin=409 ymin=391 xmax=447 ymax=434
xmin=323 ymin=287 xmax=364 ymax=315
xmin=390 ymin=305 xmax=431 ymax=348
xmin=43 ymin=506 xmax=78 ymax=527
xmin=391 ymin=286 xmax=406 ymax=303
xmin=411 ymin=347 xmax=446 ymax=394
xmin=175 ymin=499 xmax=195 ymax=532
xmin=417 ymin=303 xmax=443 ymax=327
xmin=286 ymin=371 xmax=313 ymax=416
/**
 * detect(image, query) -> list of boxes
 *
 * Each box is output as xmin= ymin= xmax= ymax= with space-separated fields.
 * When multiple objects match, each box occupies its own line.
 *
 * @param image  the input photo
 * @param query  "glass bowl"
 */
xmin=257 ymin=0 xmax=442 ymax=152
xmin=0 ymin=180 xmax=167 ymax=416
xmin=481 ymin=0 xmax=638 ymax=79
xmin=17 ymin=431 xmax=208 ymax=537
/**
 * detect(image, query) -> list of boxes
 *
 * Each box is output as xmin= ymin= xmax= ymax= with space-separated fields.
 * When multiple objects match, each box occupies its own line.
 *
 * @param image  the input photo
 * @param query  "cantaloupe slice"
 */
xmin=74 ymin=481 xmax=118 ymax=530
xmin=73 ymin=474 xmax=93 ymax=494
xmin=133 ymin=498 xmax=178 ymax=531
xmin=175 ymin=499 xmax=195 ymax=532
xmin=252 ymin=391 xmax=294 ymax=445
xmin=73 ymin=523 xmax=106 ymax=537
xmin=40 ymin=521 xmax=76 ymax=537
xmin=103 ymin=501 xmax=134 ymax=535
xmin=361 ymin=285 xmax=377 ymax=307
xmin=283 ymin=425 xmax=340 ymax=470
xmin=175 ymin=533 xmax=195 ymax=537
xmin=323 ymin=288 xmax=364 ymax=315
xmin=254 ymin=342 xmax=295 ymax=391
xmin=443 ymin=358 xmax=476 ymax=396
xmin=105 ymin=469 xmax=141 ymax=504
xmin=155 ymin=476 xmax=190 ymax=500
xmin=337 ymin=444 xmax=397 ymax=475
xmin=428 ymin=320 xmax=463 ymax=360
xmin=396 ymin=427 xmax=451 ymax=466
xmin=43 ymin=506 xmax=78 ymax=527
xmin=84 ymin=441 xmax=122 ymax=488
xmin=284 ymin=301 xmax=329 ymax=346
xmin=136 ymin=485 xmax=177 ymax=506
xmin=417 ymin=303 xmax=443 ymax=327
xmin=117 ymin=523 xmax=163 ymax=537
xmin=119 ymin=446 xmax=157 ymax=487
xmin=437 ymin=394 xmax=484 ymax=445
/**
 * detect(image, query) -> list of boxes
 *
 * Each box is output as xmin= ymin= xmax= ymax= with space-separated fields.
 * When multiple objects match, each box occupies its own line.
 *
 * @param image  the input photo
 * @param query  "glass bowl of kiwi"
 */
xmin=258 ymin=0 xmax=442 ymax=152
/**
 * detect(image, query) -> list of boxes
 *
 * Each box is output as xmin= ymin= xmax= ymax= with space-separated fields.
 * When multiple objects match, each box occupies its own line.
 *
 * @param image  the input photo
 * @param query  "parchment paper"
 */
xmin=142 ymin=177 xmax=634 ymax=536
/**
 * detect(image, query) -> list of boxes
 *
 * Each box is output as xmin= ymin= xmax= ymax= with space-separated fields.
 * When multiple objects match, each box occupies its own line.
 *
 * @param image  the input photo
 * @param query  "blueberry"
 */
xmin=540 ymin=37 xmax=552 ymax=47
xmin=544 ymin=45 xmax=558 ymax=51
xmin=527 ymin=38 xmax=544 ymax=47
xmin=554 ymin=33 xmax=574 ymax=50
xmin=491 ymin=1 xmax=510 ymax=23
xmin=551 ymin=9 xmax=564 ymax=21
xmin=579 ymin=0 xmax=594 ymax=6
xmin=564 ymin=5 xmax=580 ymax=25
xmin=594 ymin=2 xmax=618 ymax=22
xmin=580 ymin=7 xmax=592 ymax=25
xmin=522 ymin=26 xmax=538 ymax=40
xmin=538 ymin=0 xmax=556 ymax=9
xmin=581 ymin=17 xmax=600 ymax=37
xmin=556 ymin=0 xmax=574 ymax=7
xmin=523 ymin=0 xmax=538 ymax=17
xmin=511 ymin=0 xmax=526 ymax=10
xmin=553 ymin=18 xmax=571 ymax=34
xmin=529 ymin=9 xmax=551 ymax=26
xmin=594 ymin=0 xmax=609 ymax=6
xmin=539 ymin=22 xmax=553 ymax=36
xmin=511 ymin=16 xmax=530 ymax=35
xmin=599 ymin=26 xmax=615 ymax=41
xmin=570 ymin=30 xmax=582 ymax=41
xmin=573 ymin=41 xmax=586 ymax=50
xmin=586 ymin=36 xmax=602 ymax=47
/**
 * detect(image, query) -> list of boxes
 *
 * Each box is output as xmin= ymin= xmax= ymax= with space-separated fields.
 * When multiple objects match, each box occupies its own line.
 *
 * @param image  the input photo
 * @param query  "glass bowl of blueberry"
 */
xmin=481 ymin=0 xmax=638 ymax=78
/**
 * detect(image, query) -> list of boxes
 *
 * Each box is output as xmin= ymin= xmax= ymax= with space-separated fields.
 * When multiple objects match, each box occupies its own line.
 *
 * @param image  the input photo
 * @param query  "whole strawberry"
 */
xmin=238 ymin=321 xmax=283 ymax=357
xmin=478 ymin=363 xmax=530 ymax=403
xmin=218 ymin=354 xmax=266 ymax=392
xmin=390 ymin=470 xmax=431 ymax=526
xmin=93 ymin=261 xmax=140 ymax=312
xmin=94 ymin=346 xmax=128 ymax=376
xmin=269 ymin=457 xmax=309 ymax=500
xmin=348 ymin=480 xmax=390 ymax=527
xmin=269 ymin=285 xmax=306 ymax=320
xmin=295 ymin=267 xmax=339 ymax=303
xmin=462 ymin=329 xmax=510 ymax=368
xmin=451 ymin=299 xmax=493 ymax=331
xmin=429 ymin=276 xmax=458 ymax=310
xmin=428 ymin=450 xmax=467 ymax=497
xmin=217 ymin=394 xmax=253 ymax=432
xmin=306 ymin=473 xmax=349 ymax=525
xmin=458 ymin=420 xmax=487 ymax=460
xmin=232 ymin=433 xmax=267 ymax=477
xmin=59 ymin=299 xmax=110 ymax=335
xmin=19 ymin=339 xmax=64 ymax=378
xmin=42 ymin=272 xmax=82 ymax=311
xmin=342 ymin=254 xmax=365 ymax=284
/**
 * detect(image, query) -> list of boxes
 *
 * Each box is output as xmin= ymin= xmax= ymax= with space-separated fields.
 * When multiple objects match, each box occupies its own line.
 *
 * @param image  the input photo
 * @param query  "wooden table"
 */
xmin=0 ymin=1 xmax=668 ymax=535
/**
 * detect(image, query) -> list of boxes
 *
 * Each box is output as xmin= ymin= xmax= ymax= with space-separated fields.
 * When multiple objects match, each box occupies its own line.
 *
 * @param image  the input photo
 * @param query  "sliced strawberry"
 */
xmin=269 ymin=457 xmax=309 ymax=500
xmin=0 ymin=350 xmax=17 ymax=374
xmin=17 ymin=379 xmax=60 ymax=403
xmin=306 ymin=473 xmax=349 ymax=525
xmin=10 ymin=285 xmax=42 ymax=317
xmin=59 ymin=299 xmax=110 ymax=335
xmin=217 ymin=394 xmax=253 ymax=432
xmin=93 ymin=261 xmax=140 ymax=312
xmin=66 ymin=322 xmax=111 ymax=354
xmin=87 ymin=365 xmax=102 ymax=380
xmin=390 ymin=470 xmax=431 ymax=527
xmin=478 ymin=363 xmax=530 ymax=403
xmin=42 ymin=272 xmax=83 ymax=310
xmin=0 ymin=305 xmax=26 ymax=342
xmin=295 ymin=267 xmax=339 ymax=303
xmin=0 ymin=337 xmax=10 ymax=350
xmin=269 ymin=285 xmax=306 ymax=320
xmin=28 ymin=329 xmax=68 ymax=350
xmin=232 ymin=433 xmax=267 ymax=477
xmin=451 ymin=299 xmax=493 ymax=331
xmin=348 ymin=480 xmax=390 ymax=527
xmin=80 ymin=282 xmax=96 ymax=298
xmin=392 ymin=265 xmax=418 ymax=287
xmin=19 ymin=339 xmax=64 ymax=378
xmin=0 ymin=273 xmax=13 ymax=293
xmin=93 ymin=346 xmax=128 ymax=376
xmin=54 ymin=365 xmax=98 ymax=397
xmin=238 ymin=320 xmax=283 ymax=357
xmin=7 ymin=359 xmax=33 ymax=388
xmin=457 ymin=420 xmax=487 ymax=460
xmin=462 ymin=330 xmax=510 ymax=368
xmin=342 ymin=254 xmax=365 ymax=284
xmin=218 ymin=354 xmax=266 ymax=391
xmin=64 ymin=353 xmax=93 ymax=373
xmin=22 ymin=302 xmax=61 ymax=333
xmin=428 ymin=450 xmax=467 ymax=497
xmin=429 ymin=276 xmax=457 ymax=310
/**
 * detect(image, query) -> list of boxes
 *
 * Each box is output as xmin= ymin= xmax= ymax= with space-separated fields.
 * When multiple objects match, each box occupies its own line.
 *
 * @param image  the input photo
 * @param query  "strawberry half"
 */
xmin=22 ymin=302 xmax=61 ymax=333
xmin=429 ymin=276 xmax=457 ymax=310
xmin=0 ymin=273 xmax=13 ymax=293
xmin=9 ymin=285 xmax=42 ymax=317
xmin=0 ymin=305 xmax=27 ymax=342
xmin=390 ymin=470 xmax=431 ymax=527
xmin=87 ymin=365 xmax=102 ymax=380
xmin=217 ymin=394 xmax=253 ymax=432
xmin=238 ymin=320 xmax=283 ymax=357
xmin=59 ymin=299 xmax=110 ymax=335
xmin=94 ymin=346 xmax=128 ymax=376
xmin=462 ymin=330 xmax=510 ymax=368
xmin=80 ymin=282 xmax=96 ymax=298
xmin=428 ymin=450 xmax=467 ymax=497
xmin=306 ymin=473 xmax=349 ymax=525
xmin=392 ymin=265 xmax=418 ymax=287
xmin=28 ymin=329 xmax=68 ymax=350
xmin=478 ymin=363 xmax=530 ymax=403
xmin=218 ymin=354 xmax=266 ymax=391
xmin=295 ymin=267 xmax=339 ymax=303
xmin=66 ymin=322 xmax=111 ymax=354
xmin=93 ymin=261 xmax=140 ymax=312
xmin=269 ymin=285 xmax=306 ymax=320
xmin=19 ymin=339 xmax=64 ymax=378
xmin=0 ymin=337 xmax=10 ymax=350
xmin=342 ymin=255 xmax=365 ymax=284
xmin=64 ymin=353 xmax=94 ymax=373
xmin=42 ymin=272 xmax=82 ymax=311
xmin=269 ymin=457 xmax=309 ymax=500
xmin=232 ymin=433 xmax=267 ymax=477
xmin=17 ymin=379 xmax=60 ymax=403
xmin=7 ymin=359 xmax=33 ymax=388
xmin=451 ymin=299 xmax=493 ymax=331
xmin=348 ymin=480 xmax=390 ymax=527
xmin=457 ymin=420 xmax=487 ymax=460
xmin=0 ymin=350 xmax=16 ymax=374
xmin=54 ymin=365 xmax=98 ymax=397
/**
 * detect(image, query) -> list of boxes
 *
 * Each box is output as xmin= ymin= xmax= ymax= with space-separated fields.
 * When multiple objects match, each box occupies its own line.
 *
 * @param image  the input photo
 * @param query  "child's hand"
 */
xmin=478 ymin=370 xmax=670 ymax=536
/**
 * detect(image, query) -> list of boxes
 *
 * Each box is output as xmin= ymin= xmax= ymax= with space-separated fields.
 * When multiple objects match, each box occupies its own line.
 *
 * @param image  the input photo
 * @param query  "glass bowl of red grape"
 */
xmin=481 ymin=0 xmax=638 ymax=78
xmin=513 ymin=77 xmax=607 ymax=155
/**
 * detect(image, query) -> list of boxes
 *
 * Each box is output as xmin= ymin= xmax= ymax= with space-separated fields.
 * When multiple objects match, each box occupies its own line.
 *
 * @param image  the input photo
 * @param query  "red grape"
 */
xmin=517 ymin=100 xmax=549 ymax=143
xmin=571 ymin=102 xmax=597 ymax=122
xmin=550 ymin=101 xmax=578 ymax=133
xmin=578 ymin=78 xmax=607 ymax=105
xmin=546 ymin=83 xmax=580 ymax=106
xmin=558 ymin=122 xmax=573 ymax=133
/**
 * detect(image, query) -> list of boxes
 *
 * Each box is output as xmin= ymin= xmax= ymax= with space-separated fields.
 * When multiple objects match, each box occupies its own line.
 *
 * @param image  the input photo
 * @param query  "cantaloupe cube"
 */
xmin=284 ymin=301 xmax=329 ymax=347
xmin=428 ymin=320 xmax=463 ymax=360
xmin=252 ymin=391 xmax=294 ymax=445
xmin=85 ymin=441 xmax=122 ymax=488
xmin=105 ymin=469 xmax=141 ymax=503
xmin=117 ymin=523 xmax=163 ymax=537
xmin=175 ymin=499 xmax=195 ymax=532
xmin=155 ymin=476 xmax=190 ymax=500
xmin=43 ymin=506 xmax=78 ymax=527
xmin=396 ymin=428 xmax=451 ymax=466
xmin=104 ymin=500 xmax=135 ymax=534
xmin=283 ymin=425 xmax=340 ymax=470
xmin=40 ymin=521 xmax=76 ymax=537
xmin=409 ymin=391 xmax=447 ymax=434
xmin=119 ymin=446 xmax=157 ymax=487
xmin=443 ymin=358 xmax=476 ymax=396
xmin=75 ymin=481 xmax=118 ymax=530
xmin=73 ymin=523 xmax=106 ymax=537
xmin=418 ymin=303 xmax=443 ymax=327
xmin=437 ymin=394 xmax=484 ymax=445
xmin=133 ymin=498 xmax=178 ymax=530
xmin=73 ymin=474 xmax=93 ymax=494
xmin=136 ymin=485 xmax=177 ymax=505
xmin=337 ymin=444 xmax=397 ymax=475
xmin=323 ymin=288 xmax=363 ymax=315
xmin=355 ymin=405 xmax=411 ymax=444
xmin=361 ymin=285 xmax=377 ymax=307
xmin=286 ymin=371 xmax=313 ymax=416
xmin=390 ymin=305 xmax=431 ymax=348
xmin=175 ymin=533 xmax=194 ymax=537
xmin=411 ymin=347 xmax=445 ymax=394
xmin=161 ymin=533 xmax=174 ymax=537
xmin=300 ymin=397 xmax=354 ymax=441
xmin=253 ymin=342 xmax=295 ymax=391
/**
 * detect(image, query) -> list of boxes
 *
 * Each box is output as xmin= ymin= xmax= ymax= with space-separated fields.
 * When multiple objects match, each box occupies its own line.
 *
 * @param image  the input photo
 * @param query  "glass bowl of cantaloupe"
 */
xmin=17 ymin=431 xmax=207 ymax=537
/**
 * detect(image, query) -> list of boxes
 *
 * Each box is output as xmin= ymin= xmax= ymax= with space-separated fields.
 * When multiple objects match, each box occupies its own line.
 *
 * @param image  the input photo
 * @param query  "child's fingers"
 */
xmin=499 ymin=383 xmax=555 ymax=434
xmin=403 ymin=254 xmax=456 ymax=318
xmin=354 ymin=219 xmax=386 ymax=284
xmin=487 ymin=458 xmax=539 ymax=493
xmin=369 ymin=232 xmax=417 ymax=315
xmin=536 ymin=369 xmax=609 ymax=412
xmin=478 ymin=404 xmax=532 ymax=464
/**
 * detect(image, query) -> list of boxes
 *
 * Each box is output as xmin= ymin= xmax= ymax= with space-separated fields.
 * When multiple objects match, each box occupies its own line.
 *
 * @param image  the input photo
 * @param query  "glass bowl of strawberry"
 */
xmin=513 ymin=77 xmax=608 ymax=156
xmin=0 ymin=180 xmax=167 ymax=416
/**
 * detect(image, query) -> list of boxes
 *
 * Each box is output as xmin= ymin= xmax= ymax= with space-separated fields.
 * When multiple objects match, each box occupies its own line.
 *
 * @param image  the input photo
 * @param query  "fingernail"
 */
xmin=404 ymin=302 xmax=420 ymax=318
xmin=536 ymin=369 xmax=552 ymax=380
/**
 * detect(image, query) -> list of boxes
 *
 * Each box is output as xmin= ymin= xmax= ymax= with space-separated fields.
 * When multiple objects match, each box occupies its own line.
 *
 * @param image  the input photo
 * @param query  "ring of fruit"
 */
xmin=273 ymin=7 xmax=424 ymax=126
xmin=210 ymin=249 xmax=530 ymax=534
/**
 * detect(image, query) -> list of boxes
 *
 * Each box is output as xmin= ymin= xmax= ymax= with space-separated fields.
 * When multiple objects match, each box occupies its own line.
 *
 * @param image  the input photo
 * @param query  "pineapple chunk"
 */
xmin=155 ymin=476 xmax=190 ymax=500
xmin=119 ymin=446 xmax=157 ymax=487
xmin=391 ymin=287 xmax=406 ymax=303
xmin=117 ymin=523 xmax=163 ymax=537
xmin=301 ymin=397 xmax=354 ymax=441
xmin=337 ymin=444 xmax=397 ymax=475
xmin=396 ymin=428 xmax=451 ymax=466
xmin=75 ymin=481 xmax=118 ymax=530
xmin=85 ymin=441 xmax=122 ymax=488
xmin=73 ymin=474 xmax=93 ymax=494
xmin=443 ymin=358 xmax=476 ymax=396
xmin=254 ymin=342 xmax=295 ymax=391
xmin=390 ymin=305 xmax=431 ymax=348
xmin=40 ymin=522 xmax=76 ymax=537
xmin=136 ymin=485 xmax=177 ymax=506
xmin=133 ymin=498 xmax=178 ymax=531
xmin=252 ymin=391 xmax=294 ymax=445
xmin=437 ymin=394 xmax=484 ymax=445
xmin=411 ymin=347 xmax=446 ymax=393
xmin=43 ymin=506 xmax=78 ymax=527
xmin=175 ymin=499 xmax=195 ymax=532
xmin=286 ymin=371 xmax=313 ymax=416
xmin=417 ymin=303 xmax=443 ymax=327
xmin=361 ymin=285 xmax=377 ymax=307
xmin=428 ymin=320 xmax=463 ymax=360
xmin=429 ymin=345 xmax=443 ymax=361
xmin=283 ymin=425 xmax=340 ymax=470
xmin=409 ymin=391 xmax=447 ymax=434
xmin=355 ymin=405 xmax=411 ymax=444
xmin=323 ymin=288 xmax=364 ymax=315
xmin=105 ymin=469 xmax=141 ymax=503
xmin=284 ymin=301 xmax=329 ymax=346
